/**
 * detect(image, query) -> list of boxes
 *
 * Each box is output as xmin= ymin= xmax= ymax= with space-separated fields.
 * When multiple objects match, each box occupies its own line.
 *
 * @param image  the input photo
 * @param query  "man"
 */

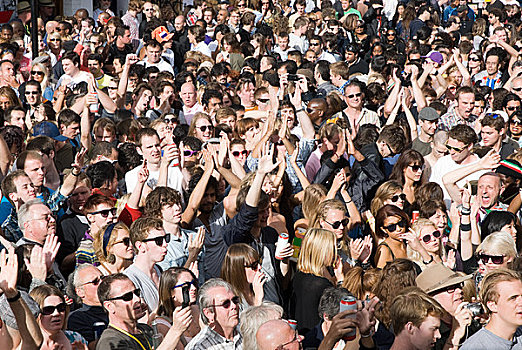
xmin=306 ymin=98 xmax=328 ymax=132
xmin=315 ymin=60 xmax=337 ymax=96
xmin=330 ymin=61 xmax=350 ymax=94
xmin=97 ymin=273 xmax=189 ymax=350
xmin=23 ymin=80 xmax=43 ymax=119
xmin=236 ymin=78 xmax=256 ymax=111
xmin=137 ymin=40 xmax=174 ymax=74
xmin=390 ymin=287 xmax=446 ymax=350
xmin=412 ymin=107 xmax=440 ymax=156
xmin=473 ymin=49 xmax=506 ymax=89
xmin=179 ymin=81 xmax=204 ymax=125
xmin=240 ymin=303 xmax=284 ymax=350
xmin=68 ymin=265 xmax=109 ymax=344
xmin=305 ymin=123 xmax=340 ymax=181
xmin=4 ymin=106 xmax=26 ymax=131
xmin=0 ymin=60 xmax=19 ymax=89
xmin=39 ymin=0 xmax=55 ymax=23
xmin=16 ymin=198 xmax=56 ymax=247
xmin=510 ymin=76 xmax=522 ymax=100
xmin=461 ymin=269 xmax=522 ymax=349
xmin=345 ymin=43 xmax=369 ymax=76
xmin=417 ymin=263 xmax=477 ymax=348
xmin=487 ymin=8 xmax=504 ymax=36
xmin=409 ymin=5 xmax=431 ymax=38
xmin=257 ymin=319 xmax=303 ymax=350
xmin=445 ymin=16 xmax=461 ymax=37
xmin=342 ymin=81 xmax=381 ymax=136
xmin=480 ymin=113 xmax=519 ymax=159
xmin=121 ymin=0 xmax=141 ymax=41
xmin=139 ymin=1 xmax=155 ymax=38
xmin=107 ymin=25 xmax=134 ymax=68
xmin=186 ymin=278 xmax=242 ymax=349
xmin=16 ymin=1 xmax=31 ymax=29
xmin=57 ymin=52 xmax=90 ymax=89
xmin=424 ymin=131 xmax=449 ymax=175
xmin=289 ymin=17 xmax=309 ymax=54
xmin=87 ymin=54 xmax=113 ymax=90
xmin=25 ymin=136 xmax=61 ymax=191
xmin=438 ymin=87 xmax=477 ymax=131
xmin=57 ymin=108 xmax=82 ymax=154
xmin=273 ymin=32 xmax=291 ymax=62
xmin=202 ymin=89 xmax=223 ymax=119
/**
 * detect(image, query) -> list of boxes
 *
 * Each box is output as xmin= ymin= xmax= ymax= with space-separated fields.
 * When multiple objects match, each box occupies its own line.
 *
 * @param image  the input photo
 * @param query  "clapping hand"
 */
xmin=0 ymin=248 xmax=19 ymax=298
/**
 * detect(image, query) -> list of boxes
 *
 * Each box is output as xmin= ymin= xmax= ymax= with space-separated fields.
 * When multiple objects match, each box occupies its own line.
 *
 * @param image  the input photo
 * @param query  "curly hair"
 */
xmin=144 ymin=186 xmax=182 ymax=219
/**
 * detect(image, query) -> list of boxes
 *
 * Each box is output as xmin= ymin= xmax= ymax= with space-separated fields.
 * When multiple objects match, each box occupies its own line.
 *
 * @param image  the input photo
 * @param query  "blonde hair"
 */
xmin=93 ymin=222 xmax=131 ymax=264
xmin=408 ymin=219 xmax=445 ymax=267
xmin=310 ymin=199 xmax=350 ymax=256
xmin=477 ymin=231 xmax=517 ymax=259
xmin=31 ymin=62 xmax=50 ymax=90
xmin=302 ymin=184 xmax=327 ymax=220
xmin=370 ymin=180 xmax=403 ymax=216
xmin=298 ymin=228 xmax=337 ymax=277
xmin=188 ymin=112 xmax=213 ymax=137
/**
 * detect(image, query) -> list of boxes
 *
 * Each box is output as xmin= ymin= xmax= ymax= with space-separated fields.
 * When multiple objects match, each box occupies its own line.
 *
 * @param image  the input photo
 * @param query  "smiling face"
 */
xmin=194 ymin=118 xmax=214 ymax=141
xmin=446 ymin=137 xmax=471 ymax=164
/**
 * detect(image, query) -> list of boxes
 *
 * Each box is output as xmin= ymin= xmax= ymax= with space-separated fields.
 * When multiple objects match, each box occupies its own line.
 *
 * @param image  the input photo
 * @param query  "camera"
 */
xmin=465 ymin=302 xmax=484 ymax=316
xmin=287 ymin=74 xmax=300 ymax=81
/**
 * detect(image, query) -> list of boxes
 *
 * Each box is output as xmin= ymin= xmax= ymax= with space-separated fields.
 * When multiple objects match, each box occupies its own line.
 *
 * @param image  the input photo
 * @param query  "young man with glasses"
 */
xmin=186 ymin=278 xmax=242 ymax=349
xmin=124 ymin=217 xmax=169 ymax=312
xmin=342 ymin=81 xmax=381 ymax=137
xmin=23 ymin=80 xmax=42 ymax=117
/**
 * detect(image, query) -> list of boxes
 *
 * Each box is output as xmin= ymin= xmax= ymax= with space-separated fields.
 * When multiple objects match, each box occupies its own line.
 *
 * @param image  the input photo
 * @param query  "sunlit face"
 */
xmin=505 ymin=100 xmax=521 ymax=117
xmin=136 ymin=89 xmax=153 ymax=112
xmin=24 ymin=157 xmax=45 ymax=187
xmin=154 ymin=122 xmax=173 ymax=147
xmin=446 ymin=137 xmax=470 ymax=164
xmin=243 ymin=125 xmax=260 ymax=144
xmin=404 ymin=162 xmax=424 ymax=183
xmin=170 ymin=271 xmax=198 ymax=307
xmin=478 ymin=249 xmax=511 ymax=274
xmin=383 ymin=190 xmax=405 ymax=210
xmin=69 ymin=183 xmax=91 ymax=212
xmin=344 ymin=85 xmax=363 ymax=109
xmin=109 ymin=228 xmax=134 ymax=260
xmin=194 ymin=118 xmax=214 ymax=141
xmin=231 ymin=143 xmax=247 ymax=166
xmin=478 ymin=174 xmax=501 ymax=209
xmin=39 ymin=295 xmax=66 ymax=334
xmin=139 ymin=135 xmax=161 ymax=164
xmin=510 ymin=116 xmax=522 ymax=136
xmin=410 ymin=316 xmax=441 ymax=350
xmin=382 ymin=215 xmax=406 ymax=240
xmin=418 ymin=225 xmax=440 ymax=253
xmin=432 ymin=283 xmax=464 ymax=316
xmin=161 ymin=202 xmax=182 ymax=224
xmin=429 ymin=209 xmax=447 ymax=234
xmin=7 ymin=110 xmax=26 ymax=130
xmin=486 ymin=55 xmax=500 ymax=75
xmin=487 ymin=280 xmax=522 ymax=328
xmin=481 ymin=125 xmax=503 ymax=148
xmin=500 ymin=221 xmax=517 ymax=241
xmin=456 ymin=92 xmax=475 ymax=119
xmin=320 ymin=208 xmax=347 ymax=239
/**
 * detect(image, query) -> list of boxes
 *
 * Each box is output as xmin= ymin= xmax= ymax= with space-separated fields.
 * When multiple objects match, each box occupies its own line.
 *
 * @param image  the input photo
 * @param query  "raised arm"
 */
xmin=246 ymin=143 xmax=280 ymax=207
xmin=410 ymin=65 xmax=427 ymax=111
xmin=59 ymin=148 xmax=86 ymax=197
xmin=383 ymin=68 xmax=402 ymax=117
xmin=291 ymin=79 xmax=315 ymax=139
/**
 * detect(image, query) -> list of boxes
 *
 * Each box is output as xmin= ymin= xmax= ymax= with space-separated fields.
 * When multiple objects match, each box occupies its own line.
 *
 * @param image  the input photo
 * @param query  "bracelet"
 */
xmin=71 ymin=171 xmax=80 ymax=177
xmin=295 ymin=108 xmax=304 ymax=113
xmin=461 ymin=207 xmax=471 ymax=215
xmin=460 ymin=223 xmax=472 ymax=231
xmin=7 ymin=290 xmax=21 ymax=303
xmin=346 ymin=199 xmax=353 ymax=204
xmin=422 ymin=255 xmax=434 ymax=265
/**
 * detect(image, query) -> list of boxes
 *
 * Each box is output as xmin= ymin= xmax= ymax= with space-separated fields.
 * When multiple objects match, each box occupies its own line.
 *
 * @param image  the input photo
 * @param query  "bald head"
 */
xmin=257 ymin=320 xmax=301 ymax=350
xmin=512 ymin=76 xmax=522 ymax=99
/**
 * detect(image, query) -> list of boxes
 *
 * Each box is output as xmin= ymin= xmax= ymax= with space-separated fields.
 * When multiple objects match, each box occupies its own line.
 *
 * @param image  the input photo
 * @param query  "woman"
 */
xmin=93 ymin=221 xmax=134 ymax=275
xmin=374 ymin=205 xmax=410 ymax=268
xmin=474 ymin=232 xmax=517 ymax=278
xmin=216 ymin=33 xmax=245 ymax=72
xmin=46 ymin=32 xmax=64 ymax=67
xmin=294 ymin=183 xmax=327 ymax=230
xmin=85 ymin=161 xmax=119 ymax=200
xmin=30 ymin=285 xmax=88 ymax=350
xmin=467 ymin=51 xmax=484 ymax=78
xmin=188 ymin=112 xmax=214 ymax=142
xmin=156 ymin=267 xmax=200 ymax=348
xmin=408 ymin=219 xmax=449 ymax=269
xmin=291 ymin=228 xmax=341 ymax=333
xmin=342 ymin=267 xmax=381 ymax=300
xmin=389 ymin=149 xmax=425 ymax=204
xmin=481 ymin=210 xmax=519 ymax=247
xmin=370 ymin=180 xmax=405 ymax=217
xmin=508 ymin=111 xmax=522 ymax=145
xmin=472 ymin=18 xmax=487 ymax=51
xmin=221 ymin=243 xmax=266 ymax=309
xmin=30 ymin=62 xmax=54 ymax=102
xmin=250 ymin=33 xmax=267 ymax=58
xmin=0 ymin=86 xmax=21 ymax=111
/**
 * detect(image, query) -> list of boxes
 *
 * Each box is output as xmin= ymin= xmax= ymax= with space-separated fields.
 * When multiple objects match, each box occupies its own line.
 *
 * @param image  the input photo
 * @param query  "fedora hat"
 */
xmin=416 ymin=263 xmax=472 ymax=294
xmin=17 ymin=1 xmax=31 ymax=13
xmin=39 ymin=0 xmax=56 ymax=7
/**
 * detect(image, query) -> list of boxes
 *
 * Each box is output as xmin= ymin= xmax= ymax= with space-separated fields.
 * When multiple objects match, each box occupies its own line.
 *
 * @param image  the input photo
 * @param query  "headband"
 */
xmin=102 ymin=222 xmax=117 ymax=256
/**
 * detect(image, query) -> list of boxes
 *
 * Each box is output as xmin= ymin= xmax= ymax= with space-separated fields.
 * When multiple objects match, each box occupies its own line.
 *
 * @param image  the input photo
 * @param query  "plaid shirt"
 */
xmin=438 ymin=107 xmax=479 ymax=132
xmin=185 ymin=326 xmax=242 ymax=350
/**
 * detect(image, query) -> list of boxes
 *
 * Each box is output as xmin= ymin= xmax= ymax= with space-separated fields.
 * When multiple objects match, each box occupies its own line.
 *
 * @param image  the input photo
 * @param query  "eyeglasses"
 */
xmin=391 ymin=193 xmax=406 ymax=202
xmin=197 ymin=125 xmax=214 ymax=132
xmin=232 ymin=150 xmax=248 ymax=157
xmin=107 ymin=289 xmax=141 ymax=302
xmin=30 ymin=213 xmax=55 ymax=223
xmin=469 ymin=57 xmax=480 ymax=62
xmin=439 ymin=282 xmax=463 ymax=294
xmin=114 ymin=237 xmax=131 ymax=247
xmin=387 ymin=32 xmax=396 ymax=36
xmin=383 ymin=220 xmax=406 ymax=232
xmin=184 ymin=149 xmax=198 ymax=157
xmin=422 ymin=230 xmax=441 ymax=243
xmin=513 ymin=87 xmax=522 ymax=92
xmin=257 ymin=98 xmax=269 ymax=104
xmin=244 ymin=260 xmax=261 ymax=270
xmin=210 ymin=295 xmax=240 ymax=308
xmin=49 ymin=38 xmax=61 ymax=42
xmin=276 ymin=331 xmax=300 ymax=350
xmin=172 ymin=280 xmax=198 ymax=289
xmin=142 ymin=234 xmax=171 ymax=246
xmin=478 ymin=253 xmax=505 ymax=265
xmin=81 ymin=276 xmax=104 ymax=286
xmin=408 ymin=164 xmax=425 ymax=172
xmin=41 ymin=302 xmax=67 ymax=315
xmin=445 ymin=144 xmax=467 ymax=153
xmin=324 ymin=218 xmax=350 ymax=229
xmin=164 ymin=117 xmax=178 ymax=124
xmin=25 ymin=91 xmax=39 ymax=95
xmin=346 ymin=92 xmax=362 ymax=99
xmin=507 ymin=106 xmax=520 ymax=112
xmin=511 ymin=119 xmax=522 ymax=126
xmin=89 ymin=208 xmax=117 ymax=218
xmin=31 ymin=70 xmax=45 ymax=76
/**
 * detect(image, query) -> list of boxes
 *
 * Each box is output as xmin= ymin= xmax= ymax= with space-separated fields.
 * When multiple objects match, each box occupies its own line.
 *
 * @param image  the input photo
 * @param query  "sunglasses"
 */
xmin=445 ymin=144 xmax=466 ymax=153
xmin=387 ymin=32 xmax=396 ymax=36
xmin=257 ymin=98 xmax=269 ymax=104
xmin=409 ymin=164 xmax=424 ymax=172
xmin=164 ymin=117 xmax=178 ymax=124
xmin=310 ymin=42 xmax=321 ymax=46
xmin=507 ymin=106 xmax=520 ymax=112
xmin=391 ymin=193 xmax=406 ymax=202
xmin=172 ymin=280 xmax=198 ymax=289
xmin=25 ymin=91 xmax=39 ymax=95
xmin=439 ymin=282 xmax=463 ymax=294
xmin=383 ymin=220 xmax=406 ymax=232
xmin=513 ymin=87 xmax=522 ymax=92
xmin=324 ymin=218 xmax=350 ymax=229
xmin=422 ymin=230 xmax=441 ymax=243
xmin=469 ymin=57 xmax=480 ymax=62
xmin=81 ymin=276 xmax=104 ymax=286
xmin=114 ymin=237 xmax=131 ymax=247
xmin=107 ymin=289 xmax=141 ymax=302
xmin=232 ymin=150 xmax=248 ymax=157
xmin=197 ymin=125 xmax=214 ymax=132
xmin=478 ymin=253 xmax=504 ymax=265
xmin=511 ymin=120 xmax=522 ymax=126
xmin=142 ymin=234 xmax=171 ymax=246
xmin=244 ymin=260 xmax=261 ymax=270
xmin=31 ymin=70 xmax=45 ymax=76
xmin=89 ymin=208 xmax=117 ymax=218
xmin=346 ymin=92 xmax=362 ymax=99
xmin=211 ymin=295 xmax=240 ymax=308
xmin=184 ymin=149 xmax=198 ymax=157
xmin=49 ymin=38 xmax=61 ymax=42
xmin=41 ymin=302 xmax=67 ymax=315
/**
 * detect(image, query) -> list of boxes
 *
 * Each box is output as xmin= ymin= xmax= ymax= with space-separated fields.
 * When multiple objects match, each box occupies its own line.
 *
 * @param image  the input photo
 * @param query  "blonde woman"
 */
xmin=93 ymin=222 xmax=134 ymax=275
xmin=291 ymin=228 xmax=341 ymax=332
xmin=30 ymin=61 xmax=54 ymax=102
xmin=370 ymin=180 xmax=405 ymax=217
xmin=188 ymin=112 xmax=214 ymax=142
xmin=294 ymin=183 xmax=327 ymax=231
xmin=46 ymin=32 xmax=64 ymax=66
xmin=408 ymin=219 xmax=454 ymax=270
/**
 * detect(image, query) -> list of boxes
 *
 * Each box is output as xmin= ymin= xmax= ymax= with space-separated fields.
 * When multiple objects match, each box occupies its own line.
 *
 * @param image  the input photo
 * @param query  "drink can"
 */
xmin=93 ymin=322 xmax=106 ymax=339
xmin=275 ymin=233 xmax=289 ymax=260
xmin=339 ymin=296 xmax=357 ymax=341
xmin=90 ymin=92 xmax=99 ymax=113
xmin=287 ymin=319 xmax=297 ymax=330
xmin=412 ymin=211 xmax=419 ymax=223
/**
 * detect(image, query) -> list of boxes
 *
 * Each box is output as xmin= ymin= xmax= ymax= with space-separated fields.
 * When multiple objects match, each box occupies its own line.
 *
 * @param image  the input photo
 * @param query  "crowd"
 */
xmin=1 ymin=0 xmax=522 ymax=348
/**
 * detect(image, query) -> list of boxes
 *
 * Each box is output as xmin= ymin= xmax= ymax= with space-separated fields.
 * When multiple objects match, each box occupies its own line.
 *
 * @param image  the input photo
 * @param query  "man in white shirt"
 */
xmin=136 ymin=40 xmax=174 ymax=74
xmin=273 ymin=32 xmax=291 ymax=62
xmin=288 ymin=17 xmax=309 ymax=54
xmin=56 ymin=51 xmax=91 ymax=89
xmin=179 ymin=82 xmax=204 ymax=125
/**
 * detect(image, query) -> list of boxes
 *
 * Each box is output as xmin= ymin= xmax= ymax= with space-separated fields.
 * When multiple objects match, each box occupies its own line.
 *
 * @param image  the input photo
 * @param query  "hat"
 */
xmin=33 ymin=55 xmax=50 ymax=64
xmin=422 ymin=51 xmax=443 ymax=64
xmin=39 ymin=0 xmax=55 ymax=7
xmin=17 ymin=1 xmax=31 ymax=12
xmin=152 ymin=26 xmax=174 ymax=44
xmin=496 ymin=159 xmax=522 ymax=180
xmin=416 ymin=263 xmax=472 ymax=294
xmin=32 ymin=121 xmax=68 ymax=142
xmin=418 ymin=107 xmax=440 ymax=121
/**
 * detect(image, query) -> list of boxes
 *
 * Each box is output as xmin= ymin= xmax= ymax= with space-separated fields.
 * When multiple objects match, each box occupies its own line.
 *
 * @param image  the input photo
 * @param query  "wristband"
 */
xmin=71 ymin=171 xmax=80 ymax=176
xmin=460 ymin=223 xmax=472 ymax=231
xmin=461 ymin=207 xmax=471 ymax=215
xmin=295 ymin=108 xmax=304 ymax=113
xmin=7 ymin=290 xmax=21 ymax=303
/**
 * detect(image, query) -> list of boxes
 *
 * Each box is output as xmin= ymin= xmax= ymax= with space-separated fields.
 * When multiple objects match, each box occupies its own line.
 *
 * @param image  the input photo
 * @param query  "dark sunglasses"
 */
xmin=346 ymin=92 xmax=362 ymax=99
xmin=445 ymin=144 xmax=466 ymax=153
xmin=89 ymin=208 xmax=117 ymax=218
xmin=324 ymin=218 xmax=350 ymax=229
xmin=409 ymin=164 xmax=424 ymax=172
xmin=198 ymin=125 xmax=214 ymax=132
xmin=391 ymin=193 xmax=406 ymax=202
xmin=387 ymin=32 xmax=396 ymax=36
xmin=513 ymin=87 xmax=522 ymax=92
xmin=41 ymin=302 xmax=67 ymax=315
xmin=164 ymin=117 xmax=178 ymax=124
xmin=114 ymin=237 xmax=131 ymax=247
xmin=310 ymin=42 xmax=321 ymax=46
xmin=478 ymin=253 xmax=504 ymax=265
xmin=107 ymin=289 xmax=141 ymax=302
xmin=383 ymin=220 xmax=406 ymax=232
xmin=142 ymin=234 xmax=171 ymax=246
xmin=184 ymin=149 xmax=198 ymax=157
xmin=507 ymin=106 xmax=520 ymax=112
xmin=172 ymin=280 xmax=198 ymax=289
xmin=232 ymin=150 xmax=248 ymax=157
xmin=422 ymin=230 xmax=441 ymax=243
xmin=244 ymin=260 xmax=262 ymax=270
xmin=31 ymin=70 xmax=45 ymax=76
xmin=211 ymin=295 xmax=240 ymax=308
xmin=511 ymin=119 xmax=522 ymax=126
xmin=257 ymin=98 xmax=270 ymax=104
xmin=81 ymin=275 xmax=104 ymax=286
xmin=439 ymin=282 xmax=463 ymax=294
xmin=25 ymin=91 xmax=39 ymax=95
xmin=469 ymin=57 xmax=480 ymax=62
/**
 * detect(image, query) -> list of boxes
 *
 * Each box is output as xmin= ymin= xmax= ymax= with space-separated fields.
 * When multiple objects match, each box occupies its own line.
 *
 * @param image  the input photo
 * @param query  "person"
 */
xmin=438 ymin=87 xmax=478 ymax=131
xmin=256 ymin=319 xmax=303 ymax=350
xmin=239 ymin=303 xmax=284 ymax=350
xmin=412 ymin=107 xmax=439 ymax=156
xmin=93 ymin=221 xmax=134 ymax=275
xmin=137 ymin=40 xmax=174 ymax=74
xmin=185 ymin=278 xmax=242 ymax=349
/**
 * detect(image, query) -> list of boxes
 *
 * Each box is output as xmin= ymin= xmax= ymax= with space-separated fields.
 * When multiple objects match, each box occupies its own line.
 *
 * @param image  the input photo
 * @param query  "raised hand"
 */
xmin=359 ymin=235 xmax=373 ymax=263
xmin=24 ymin=245 xmax=47 ymax=280
xmin=188 ymin=260 xmax=199 ymax=279
xmin=71 ymin=147 xmax=87 ymax=173
xmin=289 ymin=82 xmax=302 ymax=109
xmin=399 ymin=229 xmax=424 ymax=253
xmin=258 ymin=142 xmax=281 ymax=175
xmin=0 ymin=248 xmax=19 ymax=298
xmin=201 ymin=149 xmax=214 ymax=173
xmin=443 ymin=249 xmax=456 ymax=270
xmin=331 ymin=170 xmax=347 ymax=192
xmin=349 ymin=238 xmax=364 ymax=261
xmin=171 ymin=306 xmax=193 ymax=334
xmin=137 ymin=159 xmax=149 ymax=184
xmin=42 ymin=234 xmax=60 ymax=272
xmin=289 ymin=142 xmax=300 ymax=165
xmin=252 ymin=269 xmax=266 ymax=304
xmin=188 ymin=227 xmax=205 ymax=259
xmin=479 ymin=149 xmax=501 ymax=170
xmin=356 ymin=297 xmax=379 ymax=336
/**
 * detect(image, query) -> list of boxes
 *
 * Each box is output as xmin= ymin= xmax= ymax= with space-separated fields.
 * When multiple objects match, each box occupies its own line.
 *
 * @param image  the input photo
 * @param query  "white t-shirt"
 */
xmin=125 ymin=164 xmax=183 ymax=198
xmin=136 ymin=58 xmax=174 ymax=74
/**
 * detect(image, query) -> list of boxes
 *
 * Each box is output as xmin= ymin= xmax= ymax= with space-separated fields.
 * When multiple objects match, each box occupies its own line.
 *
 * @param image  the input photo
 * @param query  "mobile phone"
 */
xmin=181 ymin=285 xmax=190 ymax=308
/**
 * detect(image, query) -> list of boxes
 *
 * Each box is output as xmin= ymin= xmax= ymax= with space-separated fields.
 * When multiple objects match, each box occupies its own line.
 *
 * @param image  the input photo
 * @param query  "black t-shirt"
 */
xmin=96 ymin=324 xmax=154 ymax=350
xmin=68 ymin=305 xmax=109 ymax=343
xmin=107 ymin=43 xmax=134 ymax=65
xmin=56 ymin=213 xmax=89 ymax=264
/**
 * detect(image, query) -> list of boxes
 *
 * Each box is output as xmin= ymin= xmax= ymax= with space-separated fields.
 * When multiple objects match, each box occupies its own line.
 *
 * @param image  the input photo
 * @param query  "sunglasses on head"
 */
xmin=391 ymin=193 xmax=406 ymax=202
xmin=383 ymin=220 xmax=406 ymax=232
xmin=31 ymin=70 xmax=44 ymax=76
xmin=346 ymin=92 xmax=362 ymax=99
xmin=89 ymin=208 xmax=117 ymax=218
xmin=172 ymin=279 xmax=198 ymax=289
xmin=81 ymin=275 xmax=104 ymax=286
xmin=478 ymin=253 xmax=504 ymax=265
xmin=41 ymin=302 xmax=67 ymax=315
xmin=114 ymin=237 xmax=131 ymax=247
xmin=409 ymin=164 xmax=424 ymax=172
xmin=107 ymin=289 xmax=141 ymax=302
xmin=244 ymin=260 xmax=261 ymax=270
xmin=198 ymin=125 xmax=214 ymax=132
xmin=324 ymin=218 xmax=350 ymax=229
xmin=422 ymin=230 xmax=441 ymax=243
xmin=142 ymin=234 xmax=171 ymax=246
xmin=232 ymin=150 xmax=248 ymax=157
xmin=184 ymin=149 xmax=198 ymax=157
xmin=211 ymin=295 xmax=240 ymax=308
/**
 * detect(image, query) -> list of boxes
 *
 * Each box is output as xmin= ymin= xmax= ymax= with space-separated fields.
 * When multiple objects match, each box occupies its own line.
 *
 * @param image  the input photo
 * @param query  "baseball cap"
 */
xmin=419 ymin=107 xmax=440 ymax=121
xmin=32 ymin=121 xmax=69 ymax=142
xmin=422 ymin=51 xmax=443 ymax=64
xmin=151 ymin=26 xmax=174 ymax=44
xmin=416 ymin=263 xmax=472 ymax=294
